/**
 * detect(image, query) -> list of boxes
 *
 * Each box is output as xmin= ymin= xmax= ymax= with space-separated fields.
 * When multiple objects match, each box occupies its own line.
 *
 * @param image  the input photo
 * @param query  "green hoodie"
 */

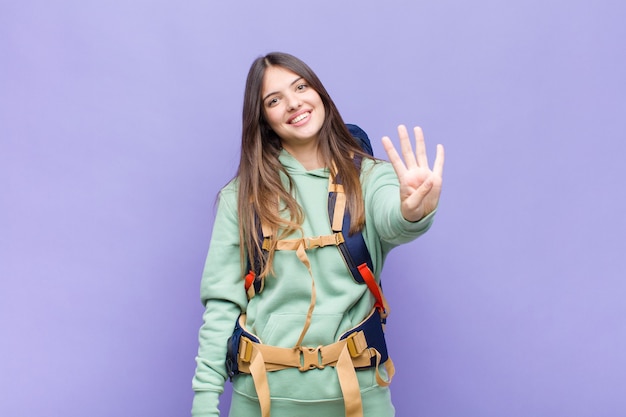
xmin=192 ymin=150 xmax=436 ymax=417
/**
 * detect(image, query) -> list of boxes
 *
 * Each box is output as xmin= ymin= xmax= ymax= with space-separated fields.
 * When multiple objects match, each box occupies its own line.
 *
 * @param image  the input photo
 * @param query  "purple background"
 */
xmin=2 ymin=1 xmax=625 ymax=416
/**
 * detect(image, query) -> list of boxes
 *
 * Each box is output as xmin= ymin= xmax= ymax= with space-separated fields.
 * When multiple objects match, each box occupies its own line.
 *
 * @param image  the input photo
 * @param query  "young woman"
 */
xmin=192 ymin=52 xmax=444 ymax=417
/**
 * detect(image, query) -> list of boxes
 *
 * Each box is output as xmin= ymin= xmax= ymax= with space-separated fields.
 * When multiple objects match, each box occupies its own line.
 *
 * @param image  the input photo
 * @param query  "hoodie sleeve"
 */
xmin=191 ymin=185 xmax=248 ymax=417
xmin=363 ymin=160 xmax=437 ymax=247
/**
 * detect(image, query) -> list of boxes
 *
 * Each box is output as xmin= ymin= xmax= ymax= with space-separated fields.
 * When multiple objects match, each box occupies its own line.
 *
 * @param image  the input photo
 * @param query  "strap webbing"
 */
xmin=237 ymin=330 xmax=394 ymax=417
xmin=357 ymin=263 xmax=389 ymax=319
xmin=336 ymin=346 xmax=363 ymax=416
xmin=294 ymin=240 xmax=316 ymax=348
xmin=248 ymin=348 xmax=271 ymax=417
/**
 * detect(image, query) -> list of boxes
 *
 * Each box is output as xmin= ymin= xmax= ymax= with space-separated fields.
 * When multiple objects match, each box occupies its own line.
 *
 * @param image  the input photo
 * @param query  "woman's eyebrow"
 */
xmin=262 ymin=77 xmax=303 ymax=102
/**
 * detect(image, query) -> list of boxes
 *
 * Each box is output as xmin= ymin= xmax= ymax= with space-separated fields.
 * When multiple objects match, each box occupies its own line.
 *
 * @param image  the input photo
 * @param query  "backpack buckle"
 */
xmin=298 ymin=346 xmax=324 ymax=371
xmin=345 ymin=331 xmax=367 ymax=358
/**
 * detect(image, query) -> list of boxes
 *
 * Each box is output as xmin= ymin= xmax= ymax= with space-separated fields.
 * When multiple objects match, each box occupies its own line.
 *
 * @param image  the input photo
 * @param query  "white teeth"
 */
xmin=290 ymin=112 xmax=309 ymax=124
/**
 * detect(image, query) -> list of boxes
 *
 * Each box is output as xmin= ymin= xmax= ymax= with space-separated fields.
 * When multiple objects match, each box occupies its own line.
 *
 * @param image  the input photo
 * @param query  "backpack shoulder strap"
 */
xmin=346 ymin=124 xmax=374 ymax=156
xmin=327 ymin=173 xmax=373 ymax=283
xmin=328 ymin=172 xmax=388 ymax=317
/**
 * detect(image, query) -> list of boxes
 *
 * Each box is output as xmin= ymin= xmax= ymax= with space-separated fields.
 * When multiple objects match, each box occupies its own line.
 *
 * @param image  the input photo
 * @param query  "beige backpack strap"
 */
xmin=336 ymin=344 xmax=363 ymax=416
xmin=248 ymin=347 xmax=271 ymax=417
xmin=237 ymin=335 xmax=375 ymax=417
xmin=328 ymin=170 xmax=346 ymax=232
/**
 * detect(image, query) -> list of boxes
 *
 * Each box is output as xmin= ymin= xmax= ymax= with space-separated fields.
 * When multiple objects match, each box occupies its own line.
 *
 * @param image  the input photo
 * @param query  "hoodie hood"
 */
xmin=278 ymin=148 xmax=330 ymax=179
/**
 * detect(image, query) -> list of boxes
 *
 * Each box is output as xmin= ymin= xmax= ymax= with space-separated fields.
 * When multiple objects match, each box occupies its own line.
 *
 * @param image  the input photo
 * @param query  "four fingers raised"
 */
xmin=381 ymin=124 xmax=445 ymax=221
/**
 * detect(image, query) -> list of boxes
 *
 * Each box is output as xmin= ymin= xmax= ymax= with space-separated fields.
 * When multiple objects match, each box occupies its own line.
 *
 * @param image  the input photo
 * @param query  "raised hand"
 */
xmin=381 ymin=125 xmax=445 ymax=222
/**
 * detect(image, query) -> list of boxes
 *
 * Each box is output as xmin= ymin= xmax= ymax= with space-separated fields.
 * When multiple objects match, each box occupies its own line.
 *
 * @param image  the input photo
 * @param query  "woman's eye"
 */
xmin=296 ymin=84 xmax=307 ymax=91
xmin=267 ymin=97 xmax=279 ymax=107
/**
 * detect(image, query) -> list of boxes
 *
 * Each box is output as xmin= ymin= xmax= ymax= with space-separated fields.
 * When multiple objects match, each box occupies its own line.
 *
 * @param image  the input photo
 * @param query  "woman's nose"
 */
xmin=286 ymin=94 xmax=302 ymax=111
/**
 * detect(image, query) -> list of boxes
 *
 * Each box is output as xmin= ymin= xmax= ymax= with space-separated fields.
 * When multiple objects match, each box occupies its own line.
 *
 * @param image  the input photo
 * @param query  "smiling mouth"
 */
xmin=289 ymin=112 xmax=310 ymax=124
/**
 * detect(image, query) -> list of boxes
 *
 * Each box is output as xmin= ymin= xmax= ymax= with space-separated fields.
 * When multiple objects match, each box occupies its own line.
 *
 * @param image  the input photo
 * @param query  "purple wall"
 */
xmin=2 ymin=1 xmax=625 ymax=416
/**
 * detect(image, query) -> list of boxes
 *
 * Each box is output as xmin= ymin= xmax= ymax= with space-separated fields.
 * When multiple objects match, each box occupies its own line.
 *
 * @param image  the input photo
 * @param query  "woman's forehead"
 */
xmin=262 ymin=66 xmax=302 ymax=95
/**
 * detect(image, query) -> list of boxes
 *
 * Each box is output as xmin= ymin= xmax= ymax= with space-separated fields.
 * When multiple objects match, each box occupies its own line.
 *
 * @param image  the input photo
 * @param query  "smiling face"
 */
xmin=261 ymin=66 xmax=325 ymax=152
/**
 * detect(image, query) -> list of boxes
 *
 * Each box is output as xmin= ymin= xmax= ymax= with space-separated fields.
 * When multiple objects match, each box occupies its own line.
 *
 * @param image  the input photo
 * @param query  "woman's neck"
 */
xmin=282 ymin=143 xmax=325 ymax=170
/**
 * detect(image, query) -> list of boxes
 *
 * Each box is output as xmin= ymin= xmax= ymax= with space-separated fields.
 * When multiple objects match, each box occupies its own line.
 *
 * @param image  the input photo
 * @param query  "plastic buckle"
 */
xmin=239 ymin=337 xmax=253 ymax=363
xmin=346 ymin=331 xmax=367 ymax=358
xmin=306 ymin=236 xmax=323 ymax=249
xmin=298 ymin=346 xmax=324 ymax=371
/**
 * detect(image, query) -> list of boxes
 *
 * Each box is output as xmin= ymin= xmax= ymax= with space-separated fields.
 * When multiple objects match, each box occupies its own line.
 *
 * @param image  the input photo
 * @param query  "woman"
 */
xmin=192 ymin=52 xmax=444 ymax=417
